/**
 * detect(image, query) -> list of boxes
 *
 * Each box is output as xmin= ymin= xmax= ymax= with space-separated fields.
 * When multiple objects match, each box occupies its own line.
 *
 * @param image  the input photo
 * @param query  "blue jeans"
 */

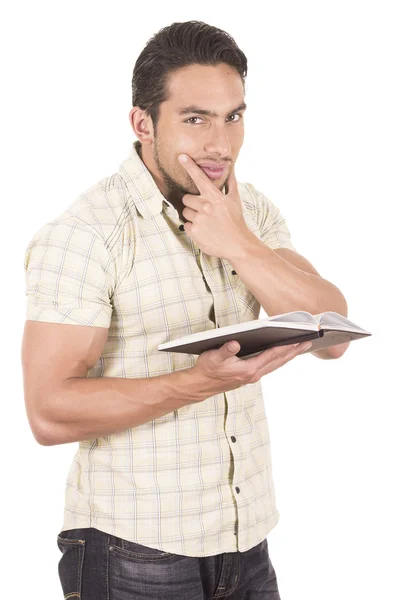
xmin=57 ymin=527 xmax=281 ymax=599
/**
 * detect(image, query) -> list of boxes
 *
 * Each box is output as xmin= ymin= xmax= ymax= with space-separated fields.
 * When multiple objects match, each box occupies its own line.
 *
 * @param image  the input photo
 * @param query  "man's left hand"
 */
xmin=178 ymin=153 xmax=255 ymax=259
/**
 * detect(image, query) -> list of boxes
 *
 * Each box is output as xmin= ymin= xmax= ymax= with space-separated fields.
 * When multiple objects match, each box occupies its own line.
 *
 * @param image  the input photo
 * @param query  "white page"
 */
xmin=267 ymin=310 xmax=317 ymax=325
xmin=315 ymin=311 xmax=370 ymax=333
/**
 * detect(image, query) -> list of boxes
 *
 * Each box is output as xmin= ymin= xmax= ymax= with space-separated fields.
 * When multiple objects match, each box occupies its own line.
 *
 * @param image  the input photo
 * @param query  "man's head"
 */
xmin=129 ymin=21 xmax=248 ymax=202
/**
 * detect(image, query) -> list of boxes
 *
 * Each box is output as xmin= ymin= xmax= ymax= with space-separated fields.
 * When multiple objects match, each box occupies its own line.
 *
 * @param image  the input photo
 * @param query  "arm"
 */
xmin=21 ymin=321 xmax=312 ymax=447
xmin=175 ymin=164 xmax=349 ymax=362
xmin=21 ymin=320 xmax=204 ymax=446
xmin=22 ymin=221 xmax=197 ymax=446
xmin=228 ymin=240 xmax=349 ymax=360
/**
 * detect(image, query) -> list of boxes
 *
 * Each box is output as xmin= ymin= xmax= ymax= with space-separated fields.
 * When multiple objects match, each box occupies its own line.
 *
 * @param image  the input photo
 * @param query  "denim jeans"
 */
xmin=57 ymin=527 xmax=281 ymax=599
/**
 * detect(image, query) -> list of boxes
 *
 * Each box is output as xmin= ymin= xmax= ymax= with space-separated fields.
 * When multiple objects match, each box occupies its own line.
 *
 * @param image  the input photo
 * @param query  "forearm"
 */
xmin=37 ymin=368 xmax=204 ymax=446
xmin=228 ymin=234 xmax=347 ymax=317
xmin=228 ymin=234 xmax=348 ymax=359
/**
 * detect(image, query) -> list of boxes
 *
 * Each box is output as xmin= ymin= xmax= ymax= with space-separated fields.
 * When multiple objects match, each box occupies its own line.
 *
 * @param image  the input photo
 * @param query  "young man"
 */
xmin=22 ymin=20 xmax=349 ymax=599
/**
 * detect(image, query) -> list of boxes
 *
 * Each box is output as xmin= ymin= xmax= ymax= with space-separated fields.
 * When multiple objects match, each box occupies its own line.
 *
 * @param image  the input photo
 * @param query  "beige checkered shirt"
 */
xmin=24 ymin=140 xmax=296 ymax=557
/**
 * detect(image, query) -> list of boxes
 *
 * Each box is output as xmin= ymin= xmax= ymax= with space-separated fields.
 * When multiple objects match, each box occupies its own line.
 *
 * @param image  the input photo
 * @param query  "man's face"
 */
xmin=149 ymin=63 xmax=246 ymax=198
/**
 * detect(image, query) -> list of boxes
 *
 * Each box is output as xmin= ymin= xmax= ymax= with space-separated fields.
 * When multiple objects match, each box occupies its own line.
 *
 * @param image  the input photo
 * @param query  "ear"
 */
xmin=129 ymin=107 xmax=154 ymax=145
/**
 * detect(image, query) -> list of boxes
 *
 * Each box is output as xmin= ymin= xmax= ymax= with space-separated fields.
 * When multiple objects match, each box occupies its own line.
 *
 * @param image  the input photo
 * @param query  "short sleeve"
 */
xmin=245 ymin=183 xmax=297 ymax=251
xmin=24 ymin=219 xmax=115 ymax=328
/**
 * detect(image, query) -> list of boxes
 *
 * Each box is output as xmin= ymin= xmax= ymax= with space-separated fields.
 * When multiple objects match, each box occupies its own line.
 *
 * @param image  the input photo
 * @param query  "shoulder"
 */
xmin=26 ymin=171 xmax=137 ymax=258
xmin=237 ymin=180 xmax=295 ymax=249
xmin=59 ymin=173 xmax=136 ymax=250
xmin=237 ymin=181 xmax=276 ymax=219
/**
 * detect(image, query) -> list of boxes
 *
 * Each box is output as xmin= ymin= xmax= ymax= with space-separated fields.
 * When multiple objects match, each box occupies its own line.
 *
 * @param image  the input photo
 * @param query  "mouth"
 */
xmin=198 ymin=165 xmax=227 ymax=179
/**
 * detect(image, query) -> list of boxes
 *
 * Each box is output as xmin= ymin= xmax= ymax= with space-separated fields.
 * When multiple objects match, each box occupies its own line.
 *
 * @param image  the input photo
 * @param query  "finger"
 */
xmin=263 ymin=342 xmax=312 ymax=365
xmin=184 ymin=220 xmax=193 ymax=235
xmin=255 ymin=342 xmax=313 ymax=379
xmin=178 ymin=154 xmax=217 ymax=195
xmin=182 ymin=206 xmax=197 ymax=222
xmin=182 ymin=194 xmax=203 ymax=211
xmin=266 ymin=341 xmax=312 ymax=359
xmin=213 ymin=340 xmax=241 ymax=362
xmin=243 ymin=342 xmax=304 ymax=369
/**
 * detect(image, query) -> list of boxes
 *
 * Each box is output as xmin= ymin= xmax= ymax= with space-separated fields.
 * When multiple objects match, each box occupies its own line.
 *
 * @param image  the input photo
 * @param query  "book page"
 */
xmin=314 ymin=311 xmax=369 ymax=333
xmin=267 ymin=311 xmax=317 ymax=325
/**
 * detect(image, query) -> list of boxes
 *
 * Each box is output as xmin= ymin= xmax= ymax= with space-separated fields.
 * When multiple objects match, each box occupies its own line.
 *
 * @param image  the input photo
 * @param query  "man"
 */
xmin=22 ymin=20 xmax=349 ymax=600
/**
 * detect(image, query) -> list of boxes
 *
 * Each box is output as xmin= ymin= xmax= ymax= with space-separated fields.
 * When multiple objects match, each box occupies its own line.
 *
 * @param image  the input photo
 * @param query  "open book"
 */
xmin=158 ymin=311 xmax=371 ymax=359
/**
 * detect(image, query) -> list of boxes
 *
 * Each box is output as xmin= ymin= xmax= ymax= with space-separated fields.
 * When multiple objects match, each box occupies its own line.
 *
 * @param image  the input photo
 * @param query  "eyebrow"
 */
xmin=177 ymin=102 xmax=247 ymax=118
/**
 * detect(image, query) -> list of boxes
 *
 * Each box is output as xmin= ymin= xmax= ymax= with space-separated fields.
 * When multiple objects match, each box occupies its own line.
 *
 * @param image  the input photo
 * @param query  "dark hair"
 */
xmin=132 ymin=21 xmax=248 ymax=132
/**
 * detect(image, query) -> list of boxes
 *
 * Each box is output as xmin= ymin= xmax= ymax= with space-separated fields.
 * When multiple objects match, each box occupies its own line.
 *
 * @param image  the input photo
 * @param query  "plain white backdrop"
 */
xmin=2 ymin=1 xmax=395 ymax=598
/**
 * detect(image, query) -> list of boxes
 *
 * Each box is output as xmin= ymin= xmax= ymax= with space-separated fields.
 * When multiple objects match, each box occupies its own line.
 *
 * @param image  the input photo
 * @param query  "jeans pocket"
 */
xmin=57 ymin=534 xmax=86 ymax=599
xmin=109 ymin=539 xmax=175 ymax=562
xmin=108 ymin=541 xmax=191 ymax=600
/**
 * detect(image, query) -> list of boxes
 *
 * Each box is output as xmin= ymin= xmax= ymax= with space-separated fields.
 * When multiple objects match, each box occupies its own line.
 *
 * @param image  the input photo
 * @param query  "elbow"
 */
xmin=32 ymin=417 xmax=59 ymax=446
xmin=24 ymin=390 xmax=64 ymax=446
xmin=23 ymin=373 xmax=68 ymax=446
xmin=329 ymin=341 xmax=350 ymax=359
xmin=312 ymin=341 xmax=351 ymax=360
xmin=26 ymin=402 xmax=62 ymax=446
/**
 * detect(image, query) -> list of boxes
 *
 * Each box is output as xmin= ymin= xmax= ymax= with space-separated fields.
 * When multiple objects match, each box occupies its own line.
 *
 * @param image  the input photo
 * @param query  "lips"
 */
xmin=198 ymin=164 xmax=227 ymax=179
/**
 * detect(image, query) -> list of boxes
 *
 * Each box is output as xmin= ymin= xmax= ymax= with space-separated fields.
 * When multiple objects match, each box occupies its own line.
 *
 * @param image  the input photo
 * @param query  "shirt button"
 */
xmin=231 ymin=270 xmax=237 ymax=275
xmin=231 ymin=436 xmax=236 ymax=443
xmin=179 ymin=224 xmax=185 ymax=231
xmin=235 ymin=487 xmax=240 ymax=494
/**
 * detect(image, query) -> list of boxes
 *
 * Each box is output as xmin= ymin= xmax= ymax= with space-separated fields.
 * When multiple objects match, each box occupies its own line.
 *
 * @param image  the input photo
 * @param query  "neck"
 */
xmin=134 ymin=140 xmax=186 ymax=218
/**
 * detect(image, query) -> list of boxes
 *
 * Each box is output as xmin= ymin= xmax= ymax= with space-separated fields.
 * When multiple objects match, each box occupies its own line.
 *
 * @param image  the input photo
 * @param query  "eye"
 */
xmin=185 ymin=117 xmax=204 ymax=124
xmin=184 ymin=113 xmax=243 ymax=125
xmin=227 ymin=113 xmax=243 ymax=122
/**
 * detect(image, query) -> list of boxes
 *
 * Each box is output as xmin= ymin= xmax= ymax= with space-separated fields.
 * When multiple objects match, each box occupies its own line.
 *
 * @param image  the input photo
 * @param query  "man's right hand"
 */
xmin=191 ymin=340 xmax=313 ymax=397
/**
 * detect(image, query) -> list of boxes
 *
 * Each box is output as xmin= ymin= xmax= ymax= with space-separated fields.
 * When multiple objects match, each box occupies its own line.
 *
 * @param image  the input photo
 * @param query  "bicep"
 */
xmin=22 ymin=220 xmax=115 ymax=439
xmin=21 ymin=320 xmax=109 ymax=440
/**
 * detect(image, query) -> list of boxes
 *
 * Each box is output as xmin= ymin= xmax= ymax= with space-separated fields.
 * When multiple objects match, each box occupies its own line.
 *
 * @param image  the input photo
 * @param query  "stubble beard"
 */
xmin=153 ymin=135 xmax=227 ymax=198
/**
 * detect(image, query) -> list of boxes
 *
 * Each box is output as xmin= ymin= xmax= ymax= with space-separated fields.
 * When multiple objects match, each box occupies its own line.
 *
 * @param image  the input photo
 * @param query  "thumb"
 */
xmin=218 ymin=340 xmax=240 ymax=359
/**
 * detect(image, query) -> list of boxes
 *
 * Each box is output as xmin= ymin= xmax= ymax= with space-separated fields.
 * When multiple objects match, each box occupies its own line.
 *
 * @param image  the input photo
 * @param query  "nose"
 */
xmin=203 ymin=123 xmax=231 ymax=158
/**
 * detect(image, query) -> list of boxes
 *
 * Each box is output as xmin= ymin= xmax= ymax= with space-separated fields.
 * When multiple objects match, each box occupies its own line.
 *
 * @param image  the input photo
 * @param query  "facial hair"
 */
xmin=152 ymin=135 xmax=228 ymax=202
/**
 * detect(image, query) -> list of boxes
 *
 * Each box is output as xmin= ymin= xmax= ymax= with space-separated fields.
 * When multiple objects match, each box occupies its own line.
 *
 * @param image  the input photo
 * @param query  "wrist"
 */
xmin=179 ymin=365 xmax=219 ymax=404
xmin=181 ymin=365 xmax=209 ymax=403
xmin=225 ymin=230 xmax=262 ymax=265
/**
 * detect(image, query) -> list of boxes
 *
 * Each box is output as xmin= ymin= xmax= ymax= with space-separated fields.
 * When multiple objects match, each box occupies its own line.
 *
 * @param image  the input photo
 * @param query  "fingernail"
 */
xmin=179 ymin=154 xmax=187 ymax=163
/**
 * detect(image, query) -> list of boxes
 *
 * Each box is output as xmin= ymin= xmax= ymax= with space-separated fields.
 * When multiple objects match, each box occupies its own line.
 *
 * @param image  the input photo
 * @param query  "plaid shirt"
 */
xmin=24 ymin=140 xmax=296 ymax=557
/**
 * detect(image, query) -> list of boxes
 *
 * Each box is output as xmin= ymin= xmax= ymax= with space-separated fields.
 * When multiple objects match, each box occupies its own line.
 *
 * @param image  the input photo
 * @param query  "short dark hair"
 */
xmin=132 ymin=21 xmax=248 ymax=132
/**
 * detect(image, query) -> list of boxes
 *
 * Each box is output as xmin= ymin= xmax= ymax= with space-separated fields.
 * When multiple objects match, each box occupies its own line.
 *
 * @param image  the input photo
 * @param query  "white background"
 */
xmin=2 ymin=1 xmax=396 ymax=598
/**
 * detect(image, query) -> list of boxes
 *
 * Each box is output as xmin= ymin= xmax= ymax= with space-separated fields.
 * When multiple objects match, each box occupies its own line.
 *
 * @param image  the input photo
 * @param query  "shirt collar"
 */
xmin=118 ymin=140 xmax=172 ymax=219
